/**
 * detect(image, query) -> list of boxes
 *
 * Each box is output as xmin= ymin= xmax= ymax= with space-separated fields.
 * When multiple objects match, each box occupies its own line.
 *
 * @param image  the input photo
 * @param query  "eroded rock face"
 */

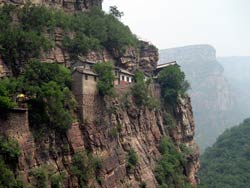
xmin=173 ymin=97 xmax=200 ymax=184
xmin=0 ymin=0 xmax=102 ymax=12
xmin=0 ymin=93 xmax=199 ymax=187
xmin=138 ymin=41 xmax=159 ymax=74
xmin=38 ymin=30 xmax=158 ymax=74
xmin=0 ymin=57 xmax=10 ymax=77
xmin=81 ymin=41 xmax=158 ymax=74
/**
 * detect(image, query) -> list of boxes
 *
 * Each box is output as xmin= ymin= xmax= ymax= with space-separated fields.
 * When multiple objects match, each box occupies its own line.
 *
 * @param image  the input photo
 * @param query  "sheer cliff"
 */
xmin=0 ymin=94 xmax=199 ymax=187
xmin=159 ymin=45 xmax=237 ymax=151
xmin=0 ymin=3 xmax=199 ymax=188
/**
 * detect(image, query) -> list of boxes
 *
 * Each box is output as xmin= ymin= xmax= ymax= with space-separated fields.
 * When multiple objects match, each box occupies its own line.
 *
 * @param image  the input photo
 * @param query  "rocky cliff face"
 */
xmin=160 ymin=45 xmax=237 ymax=151
xmin=0 ymin=1 xmax=199 ymax=187
xmin=74 ymin=41 xmax=159 ymax=74
xmin=0 ymin=42 xmax=199 ymax=188
xmin=0 ymin=0 xmax=102 ymax=12
xmin=0 ymin=94 xmax=199 ymax=188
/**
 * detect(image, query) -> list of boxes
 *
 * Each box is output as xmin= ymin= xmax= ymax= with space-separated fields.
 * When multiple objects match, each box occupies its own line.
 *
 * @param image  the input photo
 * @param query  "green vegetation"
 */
xmin=131 ymin=70 xmax=159 ymax=109
xmin=0 ymin=5 xmax=52 ymax=75
xmin=139 ymin=181 xmax=147 ymax=188
xmin=30 ymin=166 xmax=65 ymax=188
xmin=93 ymin=62 xmax=115 ymax=96
xmin=0 ymin=136 xmax=21 ymax=163
xmin=131 ymin=70 xmax=147 ymax=106
xmin=109 ymin=6 xmax=124 ymax=18
xmin=23 ymin=60 xmax=76 ymax=132
xmin=0 ymin=81 xmax=16 ymax=114
xmin=199 ymin=118 xmax=250 ymax=188
xmin=157 ymin=65 xmax=189 ymax=105
xmin=127 ymin=148 xmax=139 ymax=170
xmin=31 ymin=167 xmax=48 ymax=188
xmin=70 ymin=152 xmax=102 ymax=188
xmin=109 ymin=127 xmax=118 ymax=139
xmin=63 ymin=7 xmax=138 ymax=57
xmin=0 ymin=4 xmax=138 ymax=75
xmin=155 ymin=137 xmax=192 ymax=188
xmin=0 ymin=136 xmax=23 ymax=188
xmin=2 ymin=60 xmax=76 ymax=132
xmin=50 ymin=173 xmax=65 ymax=188
xmin=0 ymin=157 xmax=23 ymax=188
xmin=163 ymin=112 xmax=176 ymax=128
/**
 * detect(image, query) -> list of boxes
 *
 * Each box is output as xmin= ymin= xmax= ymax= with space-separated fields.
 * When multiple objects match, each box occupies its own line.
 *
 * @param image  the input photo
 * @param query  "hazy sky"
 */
xmin=103 ymin=0 xmax=250 ymax=57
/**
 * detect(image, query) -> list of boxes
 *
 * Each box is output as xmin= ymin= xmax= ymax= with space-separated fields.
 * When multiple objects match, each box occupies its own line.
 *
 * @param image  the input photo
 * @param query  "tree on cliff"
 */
xmin=2 ymin=60 xmax=76 ymax=132
xmin=157 ymin=65 xmax=189 ymax=105
xmin=155 ymin=137 xmax=193 ymax=188
xmin=0 ymin=81 xmax=16 ymax=113
xmin=109 ymin=6 xmax=124 ymax=18
xmin=131 ymin=70 xmax=159 ymax=109
xmin=0 ymin=136 xmax=22 ymax=188
xmin=21 ymin=60 xmax=76 ymax=132
xmin=93 ymin=62 xmax=115 ymax=96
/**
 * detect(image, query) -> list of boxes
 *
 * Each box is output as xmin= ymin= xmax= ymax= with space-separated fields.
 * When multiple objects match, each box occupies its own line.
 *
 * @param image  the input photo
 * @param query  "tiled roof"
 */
xmin=73 ymin=67 xmax=98 ymax=76
xmin=118 ymin=68 xmax=134 ymax=76
xmin=156 ymin=61 xmax=177 ymax=69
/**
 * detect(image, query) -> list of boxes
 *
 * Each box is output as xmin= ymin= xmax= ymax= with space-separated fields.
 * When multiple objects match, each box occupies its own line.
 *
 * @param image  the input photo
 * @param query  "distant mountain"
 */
xmin=160 ymin=45 xmax=239 ymax=151
xmin=199 ymin=118 xmax=250 ymax=188
xmin=218 ymin=56 xmax=250 ymax=121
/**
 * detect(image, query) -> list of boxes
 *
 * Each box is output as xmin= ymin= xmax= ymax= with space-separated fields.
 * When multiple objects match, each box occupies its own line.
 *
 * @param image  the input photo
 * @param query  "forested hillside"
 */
xmin=199 ymin=118 xmax=250 ymax=188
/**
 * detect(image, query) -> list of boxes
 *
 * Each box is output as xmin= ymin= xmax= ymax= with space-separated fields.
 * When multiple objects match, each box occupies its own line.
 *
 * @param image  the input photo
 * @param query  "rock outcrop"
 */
xmin=40 ymin=37 xmax=159 ymax=75
xmin=0 ymin=0 xmax=102 ymax=12
xmin=160 ymin=45 xmax=236 ymax=151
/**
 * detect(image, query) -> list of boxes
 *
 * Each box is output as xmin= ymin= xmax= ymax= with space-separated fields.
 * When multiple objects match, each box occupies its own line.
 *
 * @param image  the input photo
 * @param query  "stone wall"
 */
xmin=0 ymin=108 xmax=37 ymax=184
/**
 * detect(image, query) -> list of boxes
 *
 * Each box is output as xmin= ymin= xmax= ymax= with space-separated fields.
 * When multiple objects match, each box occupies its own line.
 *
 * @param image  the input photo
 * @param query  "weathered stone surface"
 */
xmin=0 ymin=90 xmax=199 ymax=188
xmin=139 ymin=41 xmax=159 ymax=74
xmin=0 ymin=0 xmax=103 ymax=12
xmin=73 ymin=41 xmax=158 ymax=74
xmin=66 ymin=122 xmax=85 ymax=152
xmin=0 ymin=57 xmax=10 ymax=77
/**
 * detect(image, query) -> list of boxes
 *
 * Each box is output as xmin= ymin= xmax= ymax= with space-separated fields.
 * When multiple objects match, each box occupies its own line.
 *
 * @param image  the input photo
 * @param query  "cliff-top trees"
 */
xmin=0 ymin=4 xmax=139 ymax=75
xmin=157 ymin=64 xmax=189 ymax=105
xmin=109 ymin=6 xmax=124 ymax=19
